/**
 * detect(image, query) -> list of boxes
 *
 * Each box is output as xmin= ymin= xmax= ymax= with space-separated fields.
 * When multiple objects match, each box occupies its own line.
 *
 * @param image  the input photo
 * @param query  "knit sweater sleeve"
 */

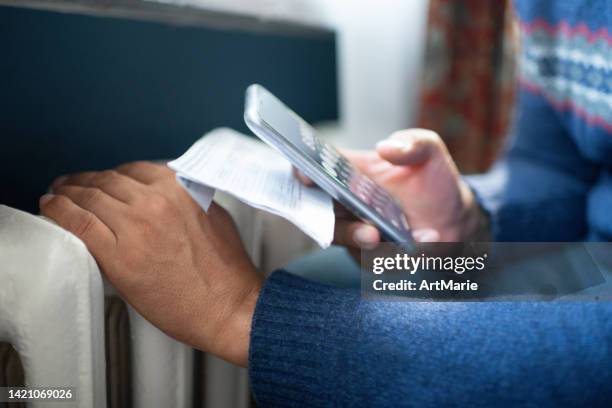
xmin=465 ymin=89 xmax=600 ymax=241
xmin=248 ymin=270 xmax=612 ymax=407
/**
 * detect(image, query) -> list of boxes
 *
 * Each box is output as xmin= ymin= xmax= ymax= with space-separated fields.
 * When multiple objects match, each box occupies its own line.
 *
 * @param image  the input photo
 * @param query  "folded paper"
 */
xmin=168 ymin=128 xmax=335 ymax=248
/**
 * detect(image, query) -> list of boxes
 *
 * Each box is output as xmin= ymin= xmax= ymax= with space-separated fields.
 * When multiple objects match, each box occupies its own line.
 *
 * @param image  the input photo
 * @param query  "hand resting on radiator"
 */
xmin=39 ymin=161 xmax=261 ymax=367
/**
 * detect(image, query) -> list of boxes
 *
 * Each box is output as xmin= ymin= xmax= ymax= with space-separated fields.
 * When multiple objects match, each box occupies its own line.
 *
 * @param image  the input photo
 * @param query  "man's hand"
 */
xmin=296 ymin=129 xmax=488 ymax=250
xmin=40 ymin=162 xmax=261 ymax=367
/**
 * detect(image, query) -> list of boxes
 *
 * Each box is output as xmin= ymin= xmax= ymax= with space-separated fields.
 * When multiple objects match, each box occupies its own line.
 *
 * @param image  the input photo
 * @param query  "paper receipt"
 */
xmin=168 ymin=128 xmax=335 ymax=247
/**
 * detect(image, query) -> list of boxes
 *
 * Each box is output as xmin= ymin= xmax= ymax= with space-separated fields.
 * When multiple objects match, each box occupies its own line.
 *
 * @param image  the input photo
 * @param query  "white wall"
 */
xmin=313 ymin=0 xmax=430 ymax=148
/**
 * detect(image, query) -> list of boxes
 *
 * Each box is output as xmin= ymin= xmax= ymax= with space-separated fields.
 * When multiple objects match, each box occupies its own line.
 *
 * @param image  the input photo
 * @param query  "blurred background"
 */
xmin=0 ymin=0 xmax=517 ymax=214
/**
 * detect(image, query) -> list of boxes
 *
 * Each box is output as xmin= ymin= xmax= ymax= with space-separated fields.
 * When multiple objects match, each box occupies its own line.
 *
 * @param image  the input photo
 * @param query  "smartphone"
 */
xmin=244 ymin=84 xmax=414 ymax=247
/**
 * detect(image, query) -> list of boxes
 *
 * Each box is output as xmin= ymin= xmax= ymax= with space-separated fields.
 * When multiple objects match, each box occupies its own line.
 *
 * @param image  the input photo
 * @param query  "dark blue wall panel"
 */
xmin=0 ymin=6 xmax=337 ymax=213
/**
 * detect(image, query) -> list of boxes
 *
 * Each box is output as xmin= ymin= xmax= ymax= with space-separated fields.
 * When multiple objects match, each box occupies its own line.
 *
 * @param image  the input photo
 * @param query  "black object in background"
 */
xmin=0 ymin=6 xmax=338 ymax=213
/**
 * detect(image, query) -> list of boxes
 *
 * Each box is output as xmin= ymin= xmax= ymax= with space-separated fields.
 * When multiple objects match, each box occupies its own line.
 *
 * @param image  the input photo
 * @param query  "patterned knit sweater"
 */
xmin=248 ymin=1 xmax=612 ymax=407
xmin=469 ymin=0 xmax=611 ymax=241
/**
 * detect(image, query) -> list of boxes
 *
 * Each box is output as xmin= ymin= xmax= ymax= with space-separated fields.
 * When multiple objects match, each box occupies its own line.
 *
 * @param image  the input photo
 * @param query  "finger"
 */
xmin=292 ymin=167 xmax=315 ymax=186
xmin=339 ymin=149 xmax=380 ymax=174
xmin=40 ymin=193 xmax=116 ymax=260
xmin=53 ymin=185 xmax=128 ymax=232
xmin=115 ymin=161 xmax=174 ymax=184
xmin=52 ymin=172 xmax=99 ymax=191
xmin=333 ymin=201 xmax=354 ymax=219
xmin=376 ymin=128 xmax=444 ymax=166
xmin=334 ymin=220 xmax=381 ymax=250
xmin=52 ymin=170 xmax=146 ymax=203
xmin=412 ymin=228 xmax=440 ymax=243
xmin=51 ymin=174 xmax=76 ymax=191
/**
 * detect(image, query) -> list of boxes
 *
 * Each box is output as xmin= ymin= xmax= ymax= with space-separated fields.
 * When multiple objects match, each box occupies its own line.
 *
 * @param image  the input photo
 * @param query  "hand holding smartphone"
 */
xmin=244 ymin=84 xmax=414 ymax=248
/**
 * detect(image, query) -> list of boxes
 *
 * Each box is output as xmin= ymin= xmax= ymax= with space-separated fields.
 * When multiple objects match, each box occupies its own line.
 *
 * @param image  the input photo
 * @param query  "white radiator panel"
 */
xmin=127 ymin=308 xmax=194 ymax=408
xmin=0 ymin=205 xmax=107 ymax=408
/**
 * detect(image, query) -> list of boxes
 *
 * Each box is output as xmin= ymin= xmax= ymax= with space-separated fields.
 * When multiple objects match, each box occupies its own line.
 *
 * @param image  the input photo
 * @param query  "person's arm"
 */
xmin=465 ymin=89 xmax=600 ymax=241
xmin=39 ymin=154 xmax=610 ymax=407
xmin=250 ymin=270 xmax=612 ymax=407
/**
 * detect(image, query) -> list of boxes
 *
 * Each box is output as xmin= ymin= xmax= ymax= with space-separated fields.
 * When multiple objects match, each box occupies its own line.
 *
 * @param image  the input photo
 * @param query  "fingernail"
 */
xmin=413 ymin=228 xmax=440 ymax=243
xmin=39 ymin=193 xmax=55 ymax=206
xmin=353 ymin=225 xmax=379 ymax=249
xmin=376 ymin=139 xmax=413 ymax=153
xmin=51 ymin=175 xmax=68 ymax=189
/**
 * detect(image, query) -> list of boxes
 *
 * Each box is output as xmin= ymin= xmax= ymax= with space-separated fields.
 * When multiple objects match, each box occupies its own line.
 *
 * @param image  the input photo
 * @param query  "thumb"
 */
xmin=376 ymin=128 xmax=444 ymax=166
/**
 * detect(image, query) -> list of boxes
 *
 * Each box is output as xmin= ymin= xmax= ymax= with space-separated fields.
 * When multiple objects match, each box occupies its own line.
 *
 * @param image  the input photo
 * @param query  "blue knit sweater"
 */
xmin=248 ymin=1 xmax=612 ymax=406
xmin=470 ymin=0 xmax=612 ymax=242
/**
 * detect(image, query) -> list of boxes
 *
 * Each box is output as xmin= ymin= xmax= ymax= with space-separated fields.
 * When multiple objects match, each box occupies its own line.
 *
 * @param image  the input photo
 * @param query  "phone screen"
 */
xmin=249 ymin=85 xmax=412 ymax=243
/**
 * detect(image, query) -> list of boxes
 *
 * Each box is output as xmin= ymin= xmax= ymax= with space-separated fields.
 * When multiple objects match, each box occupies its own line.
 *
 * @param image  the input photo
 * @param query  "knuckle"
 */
xmin=133 ymin=216 xmax=156 ymax=239
xmin=130 ymin=160 xmax=149 ymax=168
xmin=71 ymin=212 xmax=97 ymax=238
xmin=132 ymin=193 xmax=150 ymax=208
xmin=92 ymin=170 xmax=119 ymax=186
xmin=82 ymin=187 xmax=103 ymax=206
xmin=130 ymin=160 xmax=150 ymax=170
xmin=116 ymin=161 xmax=142 ymax=173
xmin=147 ymin=193 xmax=173 ymax=216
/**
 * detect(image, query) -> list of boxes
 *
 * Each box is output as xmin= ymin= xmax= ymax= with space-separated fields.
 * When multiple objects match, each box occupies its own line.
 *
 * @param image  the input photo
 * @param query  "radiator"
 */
xmin=0 ymin=194 xmax=314 ymax=407
xmin=0 ymin=204 xmax=106 ymax=408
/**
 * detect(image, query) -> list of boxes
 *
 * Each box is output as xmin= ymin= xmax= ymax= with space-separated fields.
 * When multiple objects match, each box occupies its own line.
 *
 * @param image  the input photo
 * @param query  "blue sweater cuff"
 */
xmin=248 ymin=270 xmax=359 ymax=407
